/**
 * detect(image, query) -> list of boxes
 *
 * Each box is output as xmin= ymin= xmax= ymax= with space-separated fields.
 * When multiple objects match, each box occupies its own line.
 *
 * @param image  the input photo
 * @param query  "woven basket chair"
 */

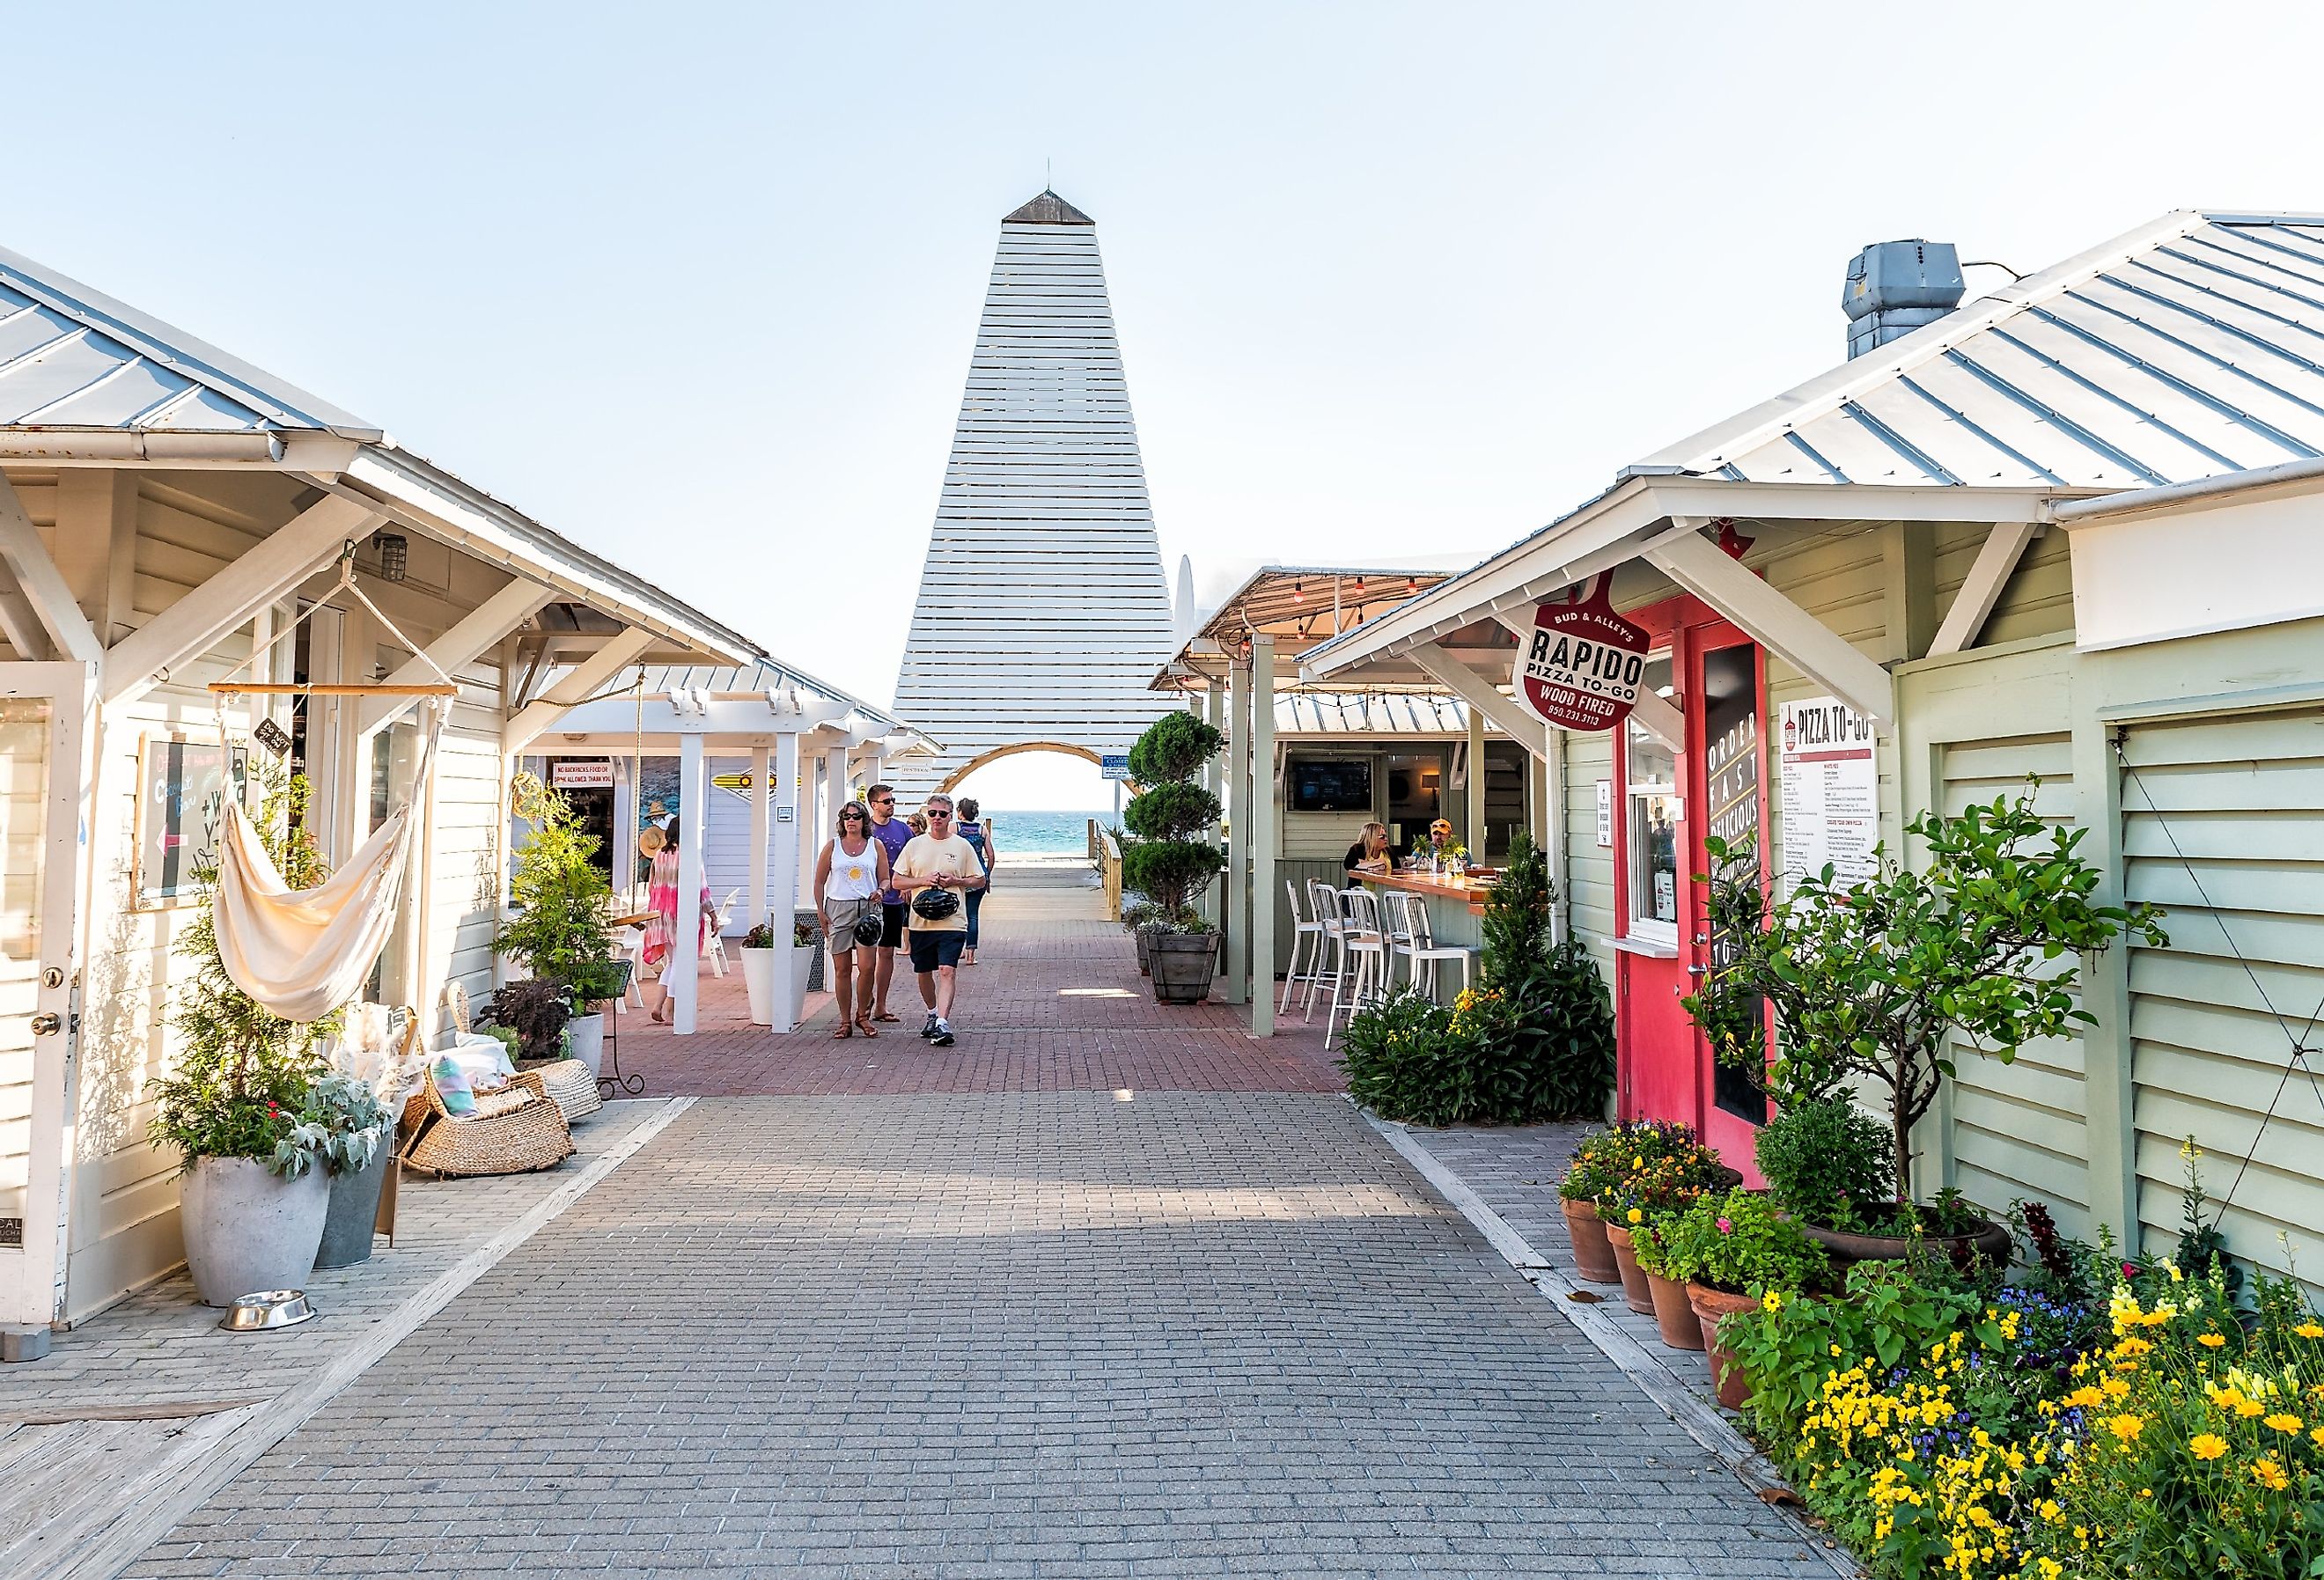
xmin=447 ymin=982 xmax=602 ymax=1124
xmin=401 ymin=1064 xmax=574 ymax=1179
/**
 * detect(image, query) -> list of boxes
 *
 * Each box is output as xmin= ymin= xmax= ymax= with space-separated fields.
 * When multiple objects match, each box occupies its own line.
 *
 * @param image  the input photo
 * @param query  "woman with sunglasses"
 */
xmin=814 ymin=800 xmax=891 ymax=1039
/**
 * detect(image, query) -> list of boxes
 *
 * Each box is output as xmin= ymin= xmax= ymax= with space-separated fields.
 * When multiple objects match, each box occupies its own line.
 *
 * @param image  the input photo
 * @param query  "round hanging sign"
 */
xmin=1513 ymin=574 xmax=1651 ymax=732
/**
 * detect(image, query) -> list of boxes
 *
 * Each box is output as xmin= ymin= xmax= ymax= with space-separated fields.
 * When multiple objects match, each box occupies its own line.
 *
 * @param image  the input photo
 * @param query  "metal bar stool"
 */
xmin=1302 ymin=878 xmax=1347 ymax=1022
xmin=1394 ymin=889 xmax=1476 ymax=1002
xmin=1281 ymin=878 xmax=1328 ymax=1016
xmin=1323 ymin=886 xmax=1388 ymax=1051
xmin=1378 ymin=888 xmax=1420 ymax=995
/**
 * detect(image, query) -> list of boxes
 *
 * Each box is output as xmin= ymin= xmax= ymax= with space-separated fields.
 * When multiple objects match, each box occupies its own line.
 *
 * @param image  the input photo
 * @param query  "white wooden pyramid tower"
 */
xmin=888 ymin=190 xmax=1175 ymax=802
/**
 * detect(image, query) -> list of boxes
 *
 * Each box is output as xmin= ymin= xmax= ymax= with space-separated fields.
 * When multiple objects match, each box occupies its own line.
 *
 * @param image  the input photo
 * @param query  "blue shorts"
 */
xmin=909 ymin=932 xmax=966 ymax=973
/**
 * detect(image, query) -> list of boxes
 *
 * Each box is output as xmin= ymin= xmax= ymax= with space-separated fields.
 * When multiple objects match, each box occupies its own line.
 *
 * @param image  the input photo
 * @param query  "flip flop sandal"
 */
xmin=872 ymin=1011 xmax=901 ymax=1023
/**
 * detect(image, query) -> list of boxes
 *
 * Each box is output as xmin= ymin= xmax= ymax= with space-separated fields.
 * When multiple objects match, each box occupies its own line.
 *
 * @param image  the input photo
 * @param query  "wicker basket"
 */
xmin=401 ymin=1067 xmax=574 ymax=1179
xmin=513 ymin=1058 xmax=604 ymax=1124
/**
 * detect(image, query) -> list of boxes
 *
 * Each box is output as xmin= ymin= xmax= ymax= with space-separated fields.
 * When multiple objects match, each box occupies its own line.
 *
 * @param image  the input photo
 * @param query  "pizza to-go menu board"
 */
xmin=1776 ymin=697 xmax=1879 ymax=889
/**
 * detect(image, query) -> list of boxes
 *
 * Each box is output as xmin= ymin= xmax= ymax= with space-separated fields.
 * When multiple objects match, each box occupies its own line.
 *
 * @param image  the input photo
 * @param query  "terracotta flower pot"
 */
xmin=1687 ymin=1283 xmax=1760 ymax=1409
xmin=1561 ymin=1198 xmax=1622 ymax=1284
xmin=1645 ymin=1270 xmax=1706 ymax=1349
xmin=1804 ymin=1214 xmax=2013 ymax=1273
xmin=1604 ymin=1224 xmax=1656 ymax=1315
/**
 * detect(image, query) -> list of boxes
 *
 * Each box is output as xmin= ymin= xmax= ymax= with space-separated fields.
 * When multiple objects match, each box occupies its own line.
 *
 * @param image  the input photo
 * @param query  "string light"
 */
xmin=1291 ymin=581 xmax=1305 ymax=603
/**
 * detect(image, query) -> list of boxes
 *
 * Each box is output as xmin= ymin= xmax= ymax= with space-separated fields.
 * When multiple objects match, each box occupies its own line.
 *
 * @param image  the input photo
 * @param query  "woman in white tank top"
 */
xmin=813 ymin=801 xmax=890 ymax=1039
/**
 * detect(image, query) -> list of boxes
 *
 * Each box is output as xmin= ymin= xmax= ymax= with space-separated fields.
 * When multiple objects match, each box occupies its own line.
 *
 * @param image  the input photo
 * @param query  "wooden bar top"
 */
xmin=1353 ymin=868 xmax=1494 ymax=915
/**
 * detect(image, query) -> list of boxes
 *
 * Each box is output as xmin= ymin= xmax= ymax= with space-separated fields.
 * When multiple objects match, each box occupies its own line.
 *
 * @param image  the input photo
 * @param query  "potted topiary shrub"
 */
xmin=148 ymin=770 xmax=337 ymax=1306
xmin=1686 ymin=788 xmax=2164 ymax=1269
xmin=491 ymin=977 xmax=572 ymax=1066
xmin=1651 ymin=1187 xmax=1830 ymax=1407
xmin=1120 ymin=711 xmax=1225 ymax=1004
xmin=739 ymin=921 xmax=776 ymax=1026
xmin=496 ymin=772 xmax=621 ymax=1072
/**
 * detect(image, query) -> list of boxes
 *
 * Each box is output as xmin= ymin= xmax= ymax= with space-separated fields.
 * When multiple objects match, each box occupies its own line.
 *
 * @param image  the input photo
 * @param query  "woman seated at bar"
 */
xmin=1343 ymin=820 xmax=1392 ymax=877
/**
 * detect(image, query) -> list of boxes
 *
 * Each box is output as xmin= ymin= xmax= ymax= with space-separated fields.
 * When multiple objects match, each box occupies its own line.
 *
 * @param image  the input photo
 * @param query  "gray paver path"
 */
xmin=121 ymin=1092 xmax=1831 ymax=1579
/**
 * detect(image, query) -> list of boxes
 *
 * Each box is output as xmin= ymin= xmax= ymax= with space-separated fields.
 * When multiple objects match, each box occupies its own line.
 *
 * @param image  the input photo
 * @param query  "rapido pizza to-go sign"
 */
xmin=1514 ymin=575 xmax=1651 ymax=732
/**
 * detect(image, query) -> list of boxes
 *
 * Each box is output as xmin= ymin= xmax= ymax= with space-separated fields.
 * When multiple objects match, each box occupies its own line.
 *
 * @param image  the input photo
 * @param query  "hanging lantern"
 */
xmin=373 ymin=532 xmax=408 ymax=583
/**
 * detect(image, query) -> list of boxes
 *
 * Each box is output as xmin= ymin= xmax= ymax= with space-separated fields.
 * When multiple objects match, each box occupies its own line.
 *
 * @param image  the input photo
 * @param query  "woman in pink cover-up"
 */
xmin=642 ymin=823 xmax=714 ymax=1024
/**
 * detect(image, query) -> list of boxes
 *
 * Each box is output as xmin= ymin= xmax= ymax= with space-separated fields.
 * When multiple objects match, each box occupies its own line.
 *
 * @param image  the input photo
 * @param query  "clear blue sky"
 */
xmin=13 ymin=4 xmax=2323 ymax=805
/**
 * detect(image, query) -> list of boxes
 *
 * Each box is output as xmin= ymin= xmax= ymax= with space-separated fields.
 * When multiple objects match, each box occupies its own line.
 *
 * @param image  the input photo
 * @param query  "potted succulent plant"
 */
xmin=147 ymin=770 xmax=337 ymax=1306
xmin=1650 ymin=1187 xmax=1830 ymax=1408
xmin=305 ymin=1071 xmax=396 ymax=1270
xmin=739 ymin=921 xmax=777 ymax=1026
xmin=1685 ymin=790 xmax=2164 ymax=1269
xmin=1120 ymin=712 xmax=1225 ymax=1005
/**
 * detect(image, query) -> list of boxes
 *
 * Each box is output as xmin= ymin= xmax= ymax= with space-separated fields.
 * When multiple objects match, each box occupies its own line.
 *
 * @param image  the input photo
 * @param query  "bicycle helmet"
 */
xmin=910 ymin=886 xmax=961 ymax=922
xmin=852 ymin=910 xmax=885 ymax=946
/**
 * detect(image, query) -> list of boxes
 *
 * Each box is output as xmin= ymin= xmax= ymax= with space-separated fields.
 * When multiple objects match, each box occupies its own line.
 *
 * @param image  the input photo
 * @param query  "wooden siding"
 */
xmin=1938 ymin=733 xmax=2095 ymax=1237
xmin=1563 ymin=729 xmax=1617 ymax=979
xmin=2122 ymin=706 xmax=2324 ymax=1291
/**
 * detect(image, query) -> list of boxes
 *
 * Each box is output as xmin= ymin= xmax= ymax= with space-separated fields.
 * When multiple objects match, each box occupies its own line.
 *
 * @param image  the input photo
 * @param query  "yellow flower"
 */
xmin=2251 ymin=1457 xmax=2291 ymax=1491
xmin=2237 ymin=1398 xmax=2266 ymax=1419
xmin=1631 ymin=1155 xmax=1644 ymax=1170
xmin=1761 ymin=1290 xmax=1782 ymax=1312
xmin=2037 ymin=1560 xmax=2063 ymax=1580
xmin=2103 ymin=1412 xmax=2145 ymax=1444
xmin=2296 ymin=1322 xmax=2324 ymax=1340
xmin=2264 ymin=1412 xmax=2303 ymax=1434
xmin=2197 ymin=1332 xmax=2227 ymax=1349
xmin=2190 ymin=1433 xmax=2228 ymax=1460
xmin=1626 ymin=1207 xmax=1643 ymax=1224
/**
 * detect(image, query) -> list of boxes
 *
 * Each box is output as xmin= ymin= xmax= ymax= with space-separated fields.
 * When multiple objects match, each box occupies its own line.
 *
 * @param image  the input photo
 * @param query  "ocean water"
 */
xmin=974 ymin=809 xmax=1113 ymax=856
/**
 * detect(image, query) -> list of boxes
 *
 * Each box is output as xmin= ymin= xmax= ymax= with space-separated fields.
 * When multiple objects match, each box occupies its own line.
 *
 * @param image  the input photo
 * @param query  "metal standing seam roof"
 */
xmin=616 ymin=658 xmax=929 ymax=742
xmin=1275 ymin=692 xmax=1470 ymax=735
xmin=1638 ymin=209 xmax=2324 ymax=490
xmin=0 ymin=240 xmax=771 ymax=668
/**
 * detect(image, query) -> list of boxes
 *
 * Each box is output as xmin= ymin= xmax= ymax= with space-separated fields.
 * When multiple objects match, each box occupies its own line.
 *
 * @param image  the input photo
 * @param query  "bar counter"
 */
xmin=1353 ymin=867 xmax=1494 ymax=915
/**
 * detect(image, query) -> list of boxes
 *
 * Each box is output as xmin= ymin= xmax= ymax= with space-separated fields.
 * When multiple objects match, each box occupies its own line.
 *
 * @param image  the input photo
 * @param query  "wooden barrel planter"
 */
xmin=1149 ymin=932 xmax=1217 ymax=1004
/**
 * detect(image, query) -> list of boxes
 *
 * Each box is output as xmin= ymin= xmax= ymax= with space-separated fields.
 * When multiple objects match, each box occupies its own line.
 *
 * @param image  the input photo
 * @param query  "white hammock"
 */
xmin=213 ymin=701 xmax=446 ymax=1023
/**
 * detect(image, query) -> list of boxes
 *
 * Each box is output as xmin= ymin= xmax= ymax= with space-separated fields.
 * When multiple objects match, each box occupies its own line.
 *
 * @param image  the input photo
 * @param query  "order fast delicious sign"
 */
xmin=1514 ymin=577 xmax=1651 ymax=732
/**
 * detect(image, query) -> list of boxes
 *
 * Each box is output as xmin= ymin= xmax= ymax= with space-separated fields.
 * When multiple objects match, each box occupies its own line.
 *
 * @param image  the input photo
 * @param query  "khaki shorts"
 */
xmin=823 ymin=899 xmax=879 ymax=955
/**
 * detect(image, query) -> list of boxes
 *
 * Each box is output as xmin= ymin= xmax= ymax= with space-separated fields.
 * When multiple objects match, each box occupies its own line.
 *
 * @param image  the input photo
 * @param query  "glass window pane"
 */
xmin=0 ymin=700 xmax=52 ymax=961
xmin=1624 ymin=656 xmax=1679 ymax=933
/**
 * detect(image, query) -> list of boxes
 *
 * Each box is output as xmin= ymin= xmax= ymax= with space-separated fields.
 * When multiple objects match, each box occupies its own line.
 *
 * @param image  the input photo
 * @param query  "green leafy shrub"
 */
xmin=1118 ymin=712 xmax=1223 ymax=927
xmin=1688 ymin=787 xmax=2165 ymax=1206
xmin=1121 ymin=781 xmax=1219 ymax=842
xmin=1640 ymin=1188 xmax=1828 ymax=1295
xmin=1754 ymin=1094 xmax=1892 ymax=1230
xmin=1338 ymin=992 xmax=1464 ymax=1126
xmin=293 ymin=1070 xmax=393 ymax=1175
xmin=496 ymin=772 xmax=620 ymax=999
xmin=148 ymin=768 xmax=337 ymax=1175
xmin=1125 ymin=710 xmax=1221 ymax=785
xmin=1476 ymin=833 xmax=1614 ymax=1119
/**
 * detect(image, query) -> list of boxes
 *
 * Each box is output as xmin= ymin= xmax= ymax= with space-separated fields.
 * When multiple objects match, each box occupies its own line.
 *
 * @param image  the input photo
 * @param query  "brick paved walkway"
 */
xmin=121 ymin=1094 xmax=1830 ymax=1579
xmin=64 ymin=889 xmax=1834 ymax=1579
xmin=617 ymin=887 xmax=1344 ymax=1097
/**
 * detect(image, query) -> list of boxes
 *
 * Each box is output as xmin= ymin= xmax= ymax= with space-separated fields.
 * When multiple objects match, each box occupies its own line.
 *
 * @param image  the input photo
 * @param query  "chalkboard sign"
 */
xmin=1288 ymin=758 xmax=1372 ymax=812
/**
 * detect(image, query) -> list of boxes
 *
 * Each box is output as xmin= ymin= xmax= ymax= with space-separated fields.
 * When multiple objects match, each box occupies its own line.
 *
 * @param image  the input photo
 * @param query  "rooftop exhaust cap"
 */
xmin=1842 ymin=239 xmax=1964 ymax=358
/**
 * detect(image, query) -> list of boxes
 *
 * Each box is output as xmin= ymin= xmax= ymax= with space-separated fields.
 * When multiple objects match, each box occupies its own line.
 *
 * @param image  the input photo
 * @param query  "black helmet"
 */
xmin=852 ymin=910 xmax=884 ymax=946
xmin=910 ymin=886 xmax=960 ymax=922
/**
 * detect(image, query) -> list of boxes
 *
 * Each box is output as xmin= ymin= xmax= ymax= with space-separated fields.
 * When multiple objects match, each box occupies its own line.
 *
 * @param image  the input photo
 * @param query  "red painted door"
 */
xmin=1687 ymin=629 xmax=1771 ymax=1173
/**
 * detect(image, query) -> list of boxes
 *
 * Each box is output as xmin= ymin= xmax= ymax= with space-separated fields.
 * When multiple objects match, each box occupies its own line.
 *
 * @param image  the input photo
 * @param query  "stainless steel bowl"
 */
xmin=217 ymin=1290 xmax=318 ymax=1333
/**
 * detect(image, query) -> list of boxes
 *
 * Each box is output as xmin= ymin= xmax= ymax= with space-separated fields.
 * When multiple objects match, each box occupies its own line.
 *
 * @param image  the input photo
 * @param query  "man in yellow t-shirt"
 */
xmin=890 ymin=794 xmax=988 ymax=1047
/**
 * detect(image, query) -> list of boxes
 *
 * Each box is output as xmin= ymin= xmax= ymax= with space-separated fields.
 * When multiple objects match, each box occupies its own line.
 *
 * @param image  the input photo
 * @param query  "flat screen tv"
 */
xmin=1289 ymin=758 xmax=1372 ymax=813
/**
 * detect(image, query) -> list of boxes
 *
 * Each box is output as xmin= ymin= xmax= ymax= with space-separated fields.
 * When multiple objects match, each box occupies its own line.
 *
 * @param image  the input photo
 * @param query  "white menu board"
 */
xmin=1777 ymin=697 xmax=1879 ymax=890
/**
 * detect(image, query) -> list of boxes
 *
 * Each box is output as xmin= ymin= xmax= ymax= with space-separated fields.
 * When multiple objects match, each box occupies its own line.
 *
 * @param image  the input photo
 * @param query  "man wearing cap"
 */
xmin=889 ymin=793 xmax=986 ymax=1047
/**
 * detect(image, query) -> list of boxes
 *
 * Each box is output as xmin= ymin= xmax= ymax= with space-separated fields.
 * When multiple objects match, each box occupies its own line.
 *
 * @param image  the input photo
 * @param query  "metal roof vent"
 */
xmin=1843 ymin=239 xmax=1964 ymax=358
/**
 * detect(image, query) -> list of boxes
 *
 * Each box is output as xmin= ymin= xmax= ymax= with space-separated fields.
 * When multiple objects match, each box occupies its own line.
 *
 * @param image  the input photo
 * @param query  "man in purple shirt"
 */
xmin=864 ymin=784 xmax=915 ymax=1023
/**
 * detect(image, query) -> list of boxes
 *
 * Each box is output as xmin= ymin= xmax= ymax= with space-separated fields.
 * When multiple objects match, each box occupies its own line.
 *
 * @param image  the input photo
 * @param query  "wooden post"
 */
xmin=1249 ymin=637 xmax=1276 ymax=1037
xmin=749 ymin=743 xmax=771 ymax=933
xmin=1222 ymin=657 xmax=1248 ymax=1004
xmin=1465 ymin=702 xmax=1486 ymax=856
xmin=673 ymin=732 xmax=705 ymax=1034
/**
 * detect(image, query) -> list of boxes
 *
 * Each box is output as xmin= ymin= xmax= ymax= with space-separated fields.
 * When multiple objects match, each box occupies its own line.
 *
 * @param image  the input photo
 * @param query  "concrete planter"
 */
xmin=313 ymin=1139 xmax=393 ymax=1270
xmin=564 ymin=1012 xmax=606 ymax=1081
xmin=180 ymin=1157 xmax=328 ymax=1307
xmin=741 ymin=946 xmax=776 ymax=1025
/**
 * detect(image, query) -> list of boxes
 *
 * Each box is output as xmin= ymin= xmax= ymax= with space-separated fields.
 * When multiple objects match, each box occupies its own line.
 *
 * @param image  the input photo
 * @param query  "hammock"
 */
xmin=212 ymin=699 xmax=447 ymax=1022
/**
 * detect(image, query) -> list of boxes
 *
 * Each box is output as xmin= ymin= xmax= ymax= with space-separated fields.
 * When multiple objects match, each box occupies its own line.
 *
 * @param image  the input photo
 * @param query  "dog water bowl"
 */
xmin=217 ymin=1290 xmax=317 ymax=1333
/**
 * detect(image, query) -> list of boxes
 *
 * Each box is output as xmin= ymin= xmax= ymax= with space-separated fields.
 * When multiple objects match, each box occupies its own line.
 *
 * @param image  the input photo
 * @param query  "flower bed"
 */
xmin=1722 ymin=1213 xmax=2324 ymax=1578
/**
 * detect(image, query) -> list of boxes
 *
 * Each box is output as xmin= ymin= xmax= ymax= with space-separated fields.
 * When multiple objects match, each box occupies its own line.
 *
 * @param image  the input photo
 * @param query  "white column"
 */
xmin=1248 ymin=638 xmax=1276 ymax=1037
xmin=1222 ymin=657 xmax=1248 ymax=1005
xmin=1202 ymin=683 xmax=1225 ymax=930
xmin=794 ymin=752 xmax=818 ymax=908
xmin=824 ymin=745 xmax=848 ymax=842
xmin=770 ymin=730 xmax=802 ymax=1033
xmin=673 ymin=731 xmax=705 ymax=1033
xmin=749 ymin=742 xmax=771 ymax=932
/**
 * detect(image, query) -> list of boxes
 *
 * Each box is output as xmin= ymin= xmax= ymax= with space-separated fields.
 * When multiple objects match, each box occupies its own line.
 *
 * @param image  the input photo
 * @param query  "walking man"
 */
xmin=891 ymin=793 xmax=986 ymax=1046
xmin=864 ymin=784 xmax=916 ymax=1025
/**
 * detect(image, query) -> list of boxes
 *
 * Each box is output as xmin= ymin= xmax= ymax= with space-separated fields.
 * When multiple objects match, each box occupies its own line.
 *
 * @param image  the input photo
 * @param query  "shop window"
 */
xmin=1481 ymin=740 xmax=1531 ymax=858
xmin=1384 ymin=750 xmax=1445 ymax=857
xmin=1699 ymin=643 xmax=1769 ymax=1127
xmin=1623 ymin=655 xmax=1679 ymax=945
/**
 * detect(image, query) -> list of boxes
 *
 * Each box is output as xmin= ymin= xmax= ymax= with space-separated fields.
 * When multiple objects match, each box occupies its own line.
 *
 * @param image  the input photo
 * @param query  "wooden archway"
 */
xmin=933 ymin=740 xmax=1105 ymax=797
